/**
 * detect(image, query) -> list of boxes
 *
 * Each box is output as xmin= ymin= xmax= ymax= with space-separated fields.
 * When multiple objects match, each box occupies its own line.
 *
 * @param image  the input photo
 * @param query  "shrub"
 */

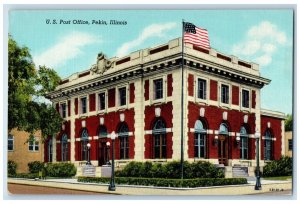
xmin=9 ymin=173 xmax=39 ymax=179
xmin=263 ymin=156 xmax=292 ymax=177
xmin=28 ymin=161 xmax=44 ymax=173
xmin=8 ymin=160 xmax=17 ymax=176
xmin=77 ymin=176 xmax=247 ymax=187
xmin=46 ymin=162 xmax=76 ymax=177
xmin=115 ymin=161 xmax=224 ymax=179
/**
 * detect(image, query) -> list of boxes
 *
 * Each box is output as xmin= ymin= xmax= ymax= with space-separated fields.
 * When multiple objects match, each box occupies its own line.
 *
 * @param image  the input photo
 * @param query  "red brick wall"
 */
xmin=68 ymin=100 xmax=71 ymax=117
xmin=167 ymin=74 xmax=173 ymax=97
xmin=252 ymin=90 xmax=256 ymax=109
xmin=74 ymin=109 xmax=135 ymax=161
xmin=89 ymin=93 xmax=96 ymax=112
xmin=108 ymin=88 xmax=115 ymax=108
xmin=130 ymin=83 xmax=135 ymax=103
xmin=187 ymin=102 xmax=256 ymax=160
xmin=75 ymin=98 xmax=78 ymax=115
xmin=232 ymin=85 xmax=239 ymax=105
xmin=144 ymin=80 xmax=149 ymax=100
xmin=188 ymin=74 xmax=194 ymax=97
xmin=144 ymin=102 xmax=173 ymax=159
xmin=210 ymin=80 xmax=218 ymax=101
xmin=260 ymin=115 xmax=283 ymax=160
xmin=55 ymin=120 xmax=71 ymax=161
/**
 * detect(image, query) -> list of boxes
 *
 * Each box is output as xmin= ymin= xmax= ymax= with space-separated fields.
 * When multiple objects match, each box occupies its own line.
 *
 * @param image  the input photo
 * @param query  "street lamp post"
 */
xmin=106 ymin=141 xmax=111 ymax=165
xmin=86 ymin=143 xmax=91 ymax=165
xmin=255 ymin=130 xmax=262 ymax=190
xmin=108 ymin=131 xmax=117 ymax=191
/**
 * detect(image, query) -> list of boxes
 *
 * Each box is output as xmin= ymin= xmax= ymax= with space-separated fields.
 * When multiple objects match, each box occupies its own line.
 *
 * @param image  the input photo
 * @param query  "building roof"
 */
xmin=47 ymin=38 xmax=271 ymax=100
xmin=261 ymin=109 xmax=286 ymax=120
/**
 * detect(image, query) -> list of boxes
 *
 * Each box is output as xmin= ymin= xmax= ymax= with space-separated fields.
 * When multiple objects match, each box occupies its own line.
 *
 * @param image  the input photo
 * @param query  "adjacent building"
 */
xmin=8 ymin=129 xmax=44 ymax=173
xmin=45 ymin=38 xmax=285 ymax=176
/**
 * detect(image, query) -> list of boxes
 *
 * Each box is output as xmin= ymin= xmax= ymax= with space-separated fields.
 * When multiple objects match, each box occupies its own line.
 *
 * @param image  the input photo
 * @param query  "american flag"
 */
xmin=184 ymin=22 xmax=210 ymax=49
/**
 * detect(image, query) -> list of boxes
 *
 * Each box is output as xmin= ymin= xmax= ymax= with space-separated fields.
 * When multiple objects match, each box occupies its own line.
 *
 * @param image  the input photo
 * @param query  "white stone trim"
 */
xmin=93 ymin=136 xmax=99 ymax=140
xmin=149 ymin=75 xmax=167 ymax=105
xmin=194 ymin=76 xmax=209 ymax=104
xmin=145 ymin=128 xmax=172 ymax=135
xmin=281 ymin=120 xmax=285 ymax=155
xmin=207 ymin=129 xmax=214 ymax=134
xmin=96 ymin=89 xmax=108 ymax=113
xmin=229 ymin=132 xmax=235 ymax=136
xmin=214 ymin=130 xmax=219 ymax=134
xmin=262 ymin=136 xmax=276 ymax=141
xmin=75 ymin=138 xmax=81 ymax=142
xmin=248 ymin=134 xmax=255 ymax=138
xmin=56 ymin=141 xmax=61 ymax=144
xmin=67 ymin=139 xmax=71 ymax=142
xmin=190 ymin=128 xmax=213 ymax=134
xmin=116 ymin=83 xmax=129 ymax=110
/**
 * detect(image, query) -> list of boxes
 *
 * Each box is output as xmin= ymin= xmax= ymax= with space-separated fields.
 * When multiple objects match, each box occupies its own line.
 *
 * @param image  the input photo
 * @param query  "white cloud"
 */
xmin=34 ymin=31 xmax=101 ymax=68
xmin=232 ymin=21 xmax=288 ymax=67
xmin=116 ymin=22 xmax=177 ymax=57
xmin=255 ymin=54 xmax=272 ymax=66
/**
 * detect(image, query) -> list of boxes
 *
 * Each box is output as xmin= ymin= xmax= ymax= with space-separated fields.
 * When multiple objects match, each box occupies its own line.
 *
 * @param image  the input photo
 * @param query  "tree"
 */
xmin=8 ymin=35 xmax=62 ymax=141
xmin=285 ymin=114 xmax=293 ymax=132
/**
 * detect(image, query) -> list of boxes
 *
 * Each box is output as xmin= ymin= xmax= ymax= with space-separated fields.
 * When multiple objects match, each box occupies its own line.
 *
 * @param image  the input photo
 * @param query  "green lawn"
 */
xmin=262 ymin=176 xmax=292 ymax=180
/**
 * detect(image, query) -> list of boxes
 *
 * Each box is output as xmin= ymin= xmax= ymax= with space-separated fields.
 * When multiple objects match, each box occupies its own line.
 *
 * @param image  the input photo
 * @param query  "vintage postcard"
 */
xmin=6 ymin=7 xmax=294 ymax=198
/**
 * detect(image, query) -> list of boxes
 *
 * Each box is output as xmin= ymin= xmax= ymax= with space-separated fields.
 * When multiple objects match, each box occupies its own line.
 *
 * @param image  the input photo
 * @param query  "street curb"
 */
xmin=7 ymin=178 xmax=292 ymax=195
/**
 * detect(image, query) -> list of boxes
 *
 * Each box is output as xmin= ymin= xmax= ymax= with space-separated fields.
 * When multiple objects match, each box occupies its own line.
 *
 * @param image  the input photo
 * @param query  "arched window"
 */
xmin=152 ymin=119 xmax=166 ymax=159
xmin=99 ymin=126 xmax=108 ymax=138
xmin=194 ymin=120 xmax=207 ymax=158
xmin=118 ymin=123 xmax=129 ymax=159
xmin=264 ymin=130 xmax=272 ymax=160
xmin=48 ymin=139 xmax=53 ymax=162
xmin=219 ymin=123 xmax=229 ymax=135
xmin=240 ymin=126 xmax=248 ymax=160
xmin=81 ymin=128 xmax=89 ymax=161
xmin=61 ymin=134 xmax=68 ymax=161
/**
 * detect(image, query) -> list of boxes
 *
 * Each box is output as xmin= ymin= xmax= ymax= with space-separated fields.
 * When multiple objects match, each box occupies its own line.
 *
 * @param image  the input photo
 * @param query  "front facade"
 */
xmin=8 ymin=129 xmax=44 ymax=173
xmin=45 ymin=38 xmax=285 ymax=174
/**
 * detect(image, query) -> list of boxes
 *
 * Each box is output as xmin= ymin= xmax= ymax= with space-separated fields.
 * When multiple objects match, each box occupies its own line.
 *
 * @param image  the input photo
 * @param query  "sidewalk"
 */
xmin=7 ymin=177 xmax=292 ymax=196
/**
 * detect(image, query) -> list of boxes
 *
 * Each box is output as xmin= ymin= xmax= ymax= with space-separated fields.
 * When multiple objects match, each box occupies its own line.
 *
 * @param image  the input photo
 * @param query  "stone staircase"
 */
xmin=232 ymin=165 xmax=249 ymax=178
xmin=82 ymin=165 xmax=96 ymax=177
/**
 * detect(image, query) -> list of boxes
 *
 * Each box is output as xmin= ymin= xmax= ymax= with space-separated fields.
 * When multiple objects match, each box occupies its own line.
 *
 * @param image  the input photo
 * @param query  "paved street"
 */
xmin=7 ymin=183 xmax=114 ymax=195
xmin=7 ymin=178 xmax=293 ymax=196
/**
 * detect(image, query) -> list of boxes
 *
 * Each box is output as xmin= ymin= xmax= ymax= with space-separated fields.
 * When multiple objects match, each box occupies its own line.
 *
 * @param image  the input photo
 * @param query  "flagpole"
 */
xmin=180 ymin=19 xmax=185 ymax=181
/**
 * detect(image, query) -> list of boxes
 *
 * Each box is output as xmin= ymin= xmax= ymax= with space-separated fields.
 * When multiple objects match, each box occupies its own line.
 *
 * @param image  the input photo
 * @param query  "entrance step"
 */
xmin=232 ymin=166 xmax=249 ymax=178
xmin=82 ymin=165 xmax=96 ymax=177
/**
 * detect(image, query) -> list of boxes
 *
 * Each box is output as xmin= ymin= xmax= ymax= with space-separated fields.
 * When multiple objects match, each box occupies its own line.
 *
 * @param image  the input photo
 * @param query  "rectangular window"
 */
xmin=98 ymin=92 xmax=106 ymax=110
xmin=29 ymin=138 xmax=39 ymax=152
xmin=81 ymin=97 xmax=87 ymax=114
xmin=240 ymin=137 xmax=248 ymax=159
xmin=197 ymin=79 xmax=207 ymax=100
xmin=221 ymin=84 xmax=229 ymax=104
xmin=119 ymin=87 xmax=127 ymax=106
xmin=61 ymin=103 xmax=67 ymax=118
xmin=154 ymin=79 xmax=163 ymax=100
xmin=194 ymin=133 xmax=206 ymax=158
xmin=120 ymin=137 xmax=129 ymax=159
xmin=242 ymin=90 xmax=250 ymax=108
xmin=8 ymin=135 xmax=14 ymax=151
xmin=288 ymin=139 xmax=292 ymax=150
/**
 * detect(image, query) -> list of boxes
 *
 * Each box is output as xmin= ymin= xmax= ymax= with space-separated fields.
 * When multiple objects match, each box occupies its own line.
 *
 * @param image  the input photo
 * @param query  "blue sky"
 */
xmin=9 ymin=10 xmax=293 ymax=114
